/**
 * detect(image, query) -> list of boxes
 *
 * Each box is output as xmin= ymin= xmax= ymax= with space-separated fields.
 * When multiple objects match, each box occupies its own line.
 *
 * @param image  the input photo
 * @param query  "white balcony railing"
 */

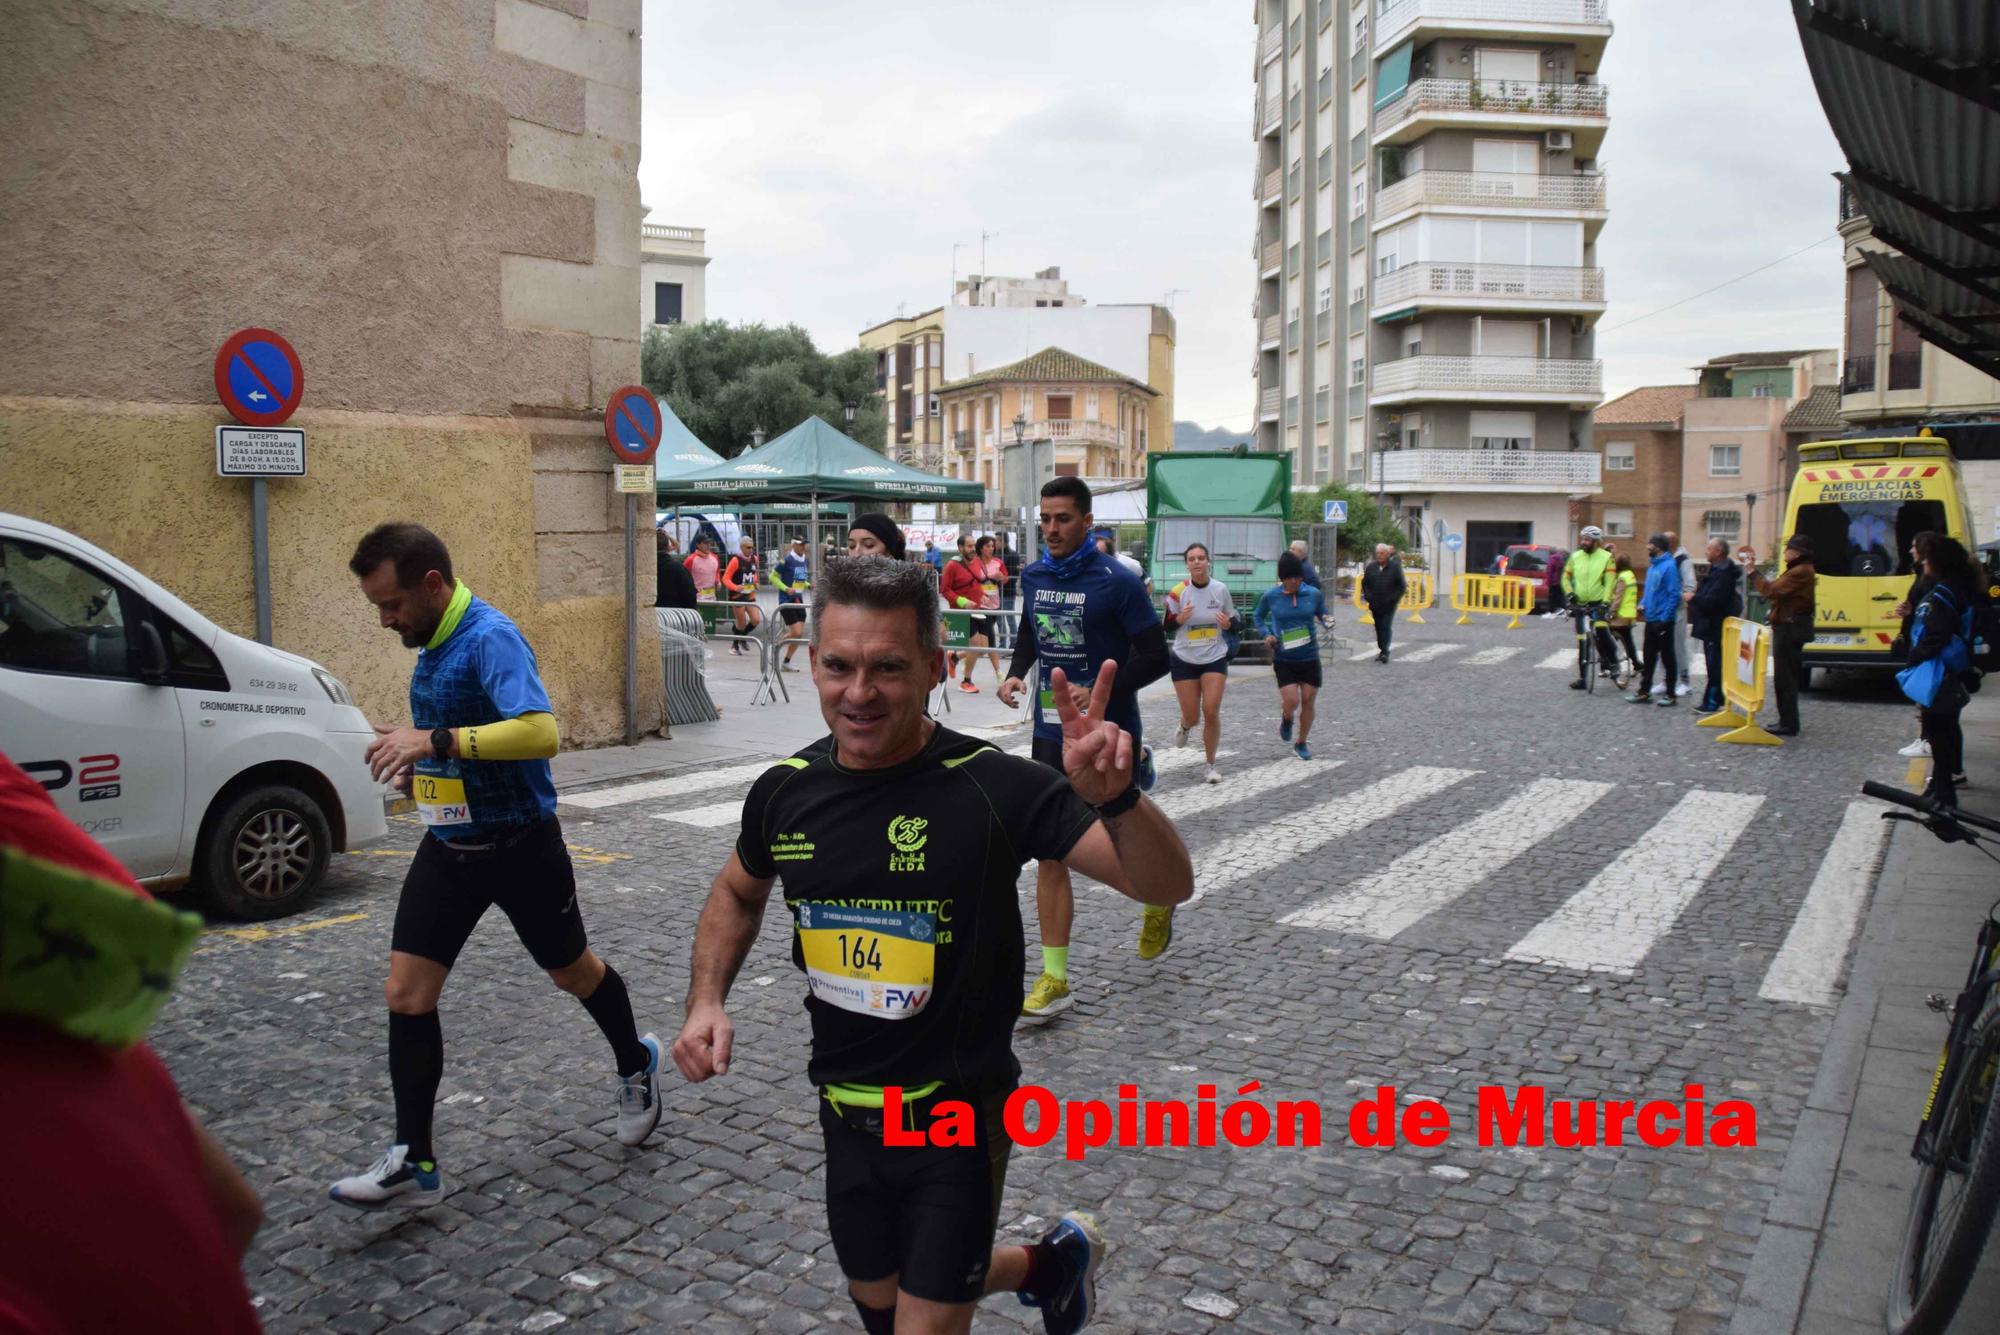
xmin=1017 ymin=419 xmax=1126 ymax=447
xmin=641 ymin=223 xmax=704 ymax=245
xmin=1372 ymin=355 xmax=1603 ymax=399
xmin=1259 ymin=168 xmax=1282 ymax=201
xmin=1376 ymin=0 xmax=1612 ymax=47
xmin=1260 ymin=94 xmax=1282 ymax=133
xmin=1375 ymin=169 xmax=1607 ymax=217
xmin=1260 ymin=314 xmax=1282 ymax=344
xmin=1371 ymin=448 xmax=1602 ymax=490
xmin=1375 ymin=78 xmax=1609 ymax=132
xmin=1261 ymin=240 xmax=1282 ymax=272
xmin=1371 ymin=262 xmax=1605 ymax=308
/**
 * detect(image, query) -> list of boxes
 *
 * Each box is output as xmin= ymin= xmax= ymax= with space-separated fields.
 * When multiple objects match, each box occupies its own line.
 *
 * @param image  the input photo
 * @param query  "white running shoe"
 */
xmin=1173 ymin=723 xmax=1191 ymax=749
xmin=329 ymin=1144 xmax=443 ymax=1210
xmin=1203 ymin=764 xmax=1222 ymax=784
xmin=615 ymin=1033 xmax=664 ymax=1146
xmin=1898 ymin=738 xmax=1932 ymax=758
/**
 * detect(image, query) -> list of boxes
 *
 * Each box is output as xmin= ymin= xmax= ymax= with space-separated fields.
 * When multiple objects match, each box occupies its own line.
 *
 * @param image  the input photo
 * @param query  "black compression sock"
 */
xmin=1020 ymin=1240 xmax=1061 ymax=1304
xmin=853 ymin=1300 xmax=896 ymax=1335
xmin=580 ymin=965 xmax=649 ymax=1077
xmin=388 ymin=1009 xmax=443 ymax=1165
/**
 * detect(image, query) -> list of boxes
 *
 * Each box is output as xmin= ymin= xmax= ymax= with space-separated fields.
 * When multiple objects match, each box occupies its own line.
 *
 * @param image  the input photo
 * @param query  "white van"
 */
xmin=0 ymin=513 xmax=389 ymax=919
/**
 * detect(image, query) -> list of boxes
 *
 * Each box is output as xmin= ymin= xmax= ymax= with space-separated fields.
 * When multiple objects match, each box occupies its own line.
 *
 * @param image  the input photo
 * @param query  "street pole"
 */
xmin=1745 ymin=490 xmax=1758 ymax=556
xmin=623 ymin=491 xmax=637 ymax=746
xmin=251 ymin=476 xmax=272 ymax=645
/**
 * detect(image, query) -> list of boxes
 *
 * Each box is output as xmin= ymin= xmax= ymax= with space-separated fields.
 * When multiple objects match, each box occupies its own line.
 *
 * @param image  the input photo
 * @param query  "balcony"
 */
xmin=1261 ymin=240 xmax=1281 ymax=273
xmin=1259 ymin=386 xmax=1283 ymax=421
xmin=1889 ymin=351 xmax=1923 ymax=391
xmin=1260 ymin=313 xmax=1282 ymax=346
xmin=1018 ymin=419 xmax=1128 ymax=447
xmin=1259 ymin=168 xmax=1282 ymax=206
xmin=1370 ymin=262 xmax=1606 ymax=315
xmin=1374 ymin=170 xmax=1607 ymax=225
xmin=1371 ymin=354 xmax=1603 ymax=405
xmin=1373 ymin=78 xmax=1610 ymax=154
xmin=1840 ymin=355 xmax=1876 ymax=395
xmin=1370 ymin=447 xmax=1602 ymax=493
xmin=1259 ymin=26 xmax=1283 ymax=63
xmin=1374 ymin=0 xmax=1613 ymax=65
xmin=1259 ymin=93 xmax=1282 ymax=137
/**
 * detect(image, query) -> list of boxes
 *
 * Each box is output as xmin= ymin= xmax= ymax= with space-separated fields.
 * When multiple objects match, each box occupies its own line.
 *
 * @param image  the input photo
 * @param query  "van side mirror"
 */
xmin=134 ymin=619 xmax=169 ymax=684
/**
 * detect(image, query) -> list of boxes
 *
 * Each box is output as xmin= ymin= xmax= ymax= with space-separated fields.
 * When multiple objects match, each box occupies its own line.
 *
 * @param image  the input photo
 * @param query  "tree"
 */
xmin=1289 ymin=482 xmax=1412 ymax=563
xmin=640 ymin=322 xmax=887 ymax=457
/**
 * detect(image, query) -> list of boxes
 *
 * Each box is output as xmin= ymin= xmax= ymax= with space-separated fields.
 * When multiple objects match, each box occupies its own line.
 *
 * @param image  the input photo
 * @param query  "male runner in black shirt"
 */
xmin=672 ymin=557 xmax=1192 ymax=1335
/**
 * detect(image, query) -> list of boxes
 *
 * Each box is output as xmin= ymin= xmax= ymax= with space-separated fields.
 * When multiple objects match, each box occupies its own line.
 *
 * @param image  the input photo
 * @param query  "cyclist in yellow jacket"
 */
xmin=1560 ymin=527 xmax=1619 ymax=691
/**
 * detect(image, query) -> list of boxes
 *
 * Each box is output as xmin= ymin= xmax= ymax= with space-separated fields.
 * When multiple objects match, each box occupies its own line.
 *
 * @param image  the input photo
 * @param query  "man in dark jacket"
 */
xmin=1746 ymin=535 xmax=1818 ymax=736
xmin=1687 ymin=538 xmax=1742 ymax=713
xmin=1357 ymin=543 xmax=1408 ymax=663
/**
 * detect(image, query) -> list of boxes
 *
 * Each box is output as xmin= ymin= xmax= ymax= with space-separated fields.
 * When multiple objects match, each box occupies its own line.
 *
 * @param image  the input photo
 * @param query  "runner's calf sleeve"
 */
xmin=853 ymin=1300 xmax=896 ymax=1335
xmin=388 ymin=1009 xmax=444 ymax=1165
xmin=579 ymin=964 xmax=650 ymax=1077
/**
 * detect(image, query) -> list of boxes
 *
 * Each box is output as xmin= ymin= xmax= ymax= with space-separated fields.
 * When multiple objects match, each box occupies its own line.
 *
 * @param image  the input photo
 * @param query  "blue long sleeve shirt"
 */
xmin=1641 ymin=552 xmax=1681 ymax=623
xmin=1254 ymin=583 xmax=1327 ymax=661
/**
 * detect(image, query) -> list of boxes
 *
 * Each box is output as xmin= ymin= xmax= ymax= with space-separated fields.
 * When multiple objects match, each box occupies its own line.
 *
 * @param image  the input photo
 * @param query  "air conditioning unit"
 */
xmin=1544 ymin=130 xmax=1573 ymax=153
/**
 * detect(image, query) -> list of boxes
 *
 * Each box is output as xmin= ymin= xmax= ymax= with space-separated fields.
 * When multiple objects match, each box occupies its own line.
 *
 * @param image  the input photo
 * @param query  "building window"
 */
xmin=1605 ymin=441 xmax=1635 ymax=471
xmin=1047 ymin=394 xmax=1073 ymax=420
xmin=1603 ymin=507 xmax=1634 ymax=538
xmin=1890 ymin=314 xmax=1924 ymax=390
xmin=653 ymin=282 xmax=683 ymax=325
xmin=1350 ymin=358 xmax=1365 ymax=385
xmin=1471 ymin=410 xmax=1535 ymax=450
xmin=1709 ymin=444 xmax=1741 ymax=477
xmin=1704 ymin=510 xmax=1742 ymax=543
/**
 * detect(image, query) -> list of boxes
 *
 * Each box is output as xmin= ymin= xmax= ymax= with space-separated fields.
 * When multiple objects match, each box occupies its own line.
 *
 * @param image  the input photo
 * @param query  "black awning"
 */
xmin=1794 ymin=0 xmax=2000 ymax=366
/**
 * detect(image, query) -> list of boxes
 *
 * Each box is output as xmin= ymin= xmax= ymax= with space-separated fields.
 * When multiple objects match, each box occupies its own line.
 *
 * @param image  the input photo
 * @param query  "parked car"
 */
xmin=0 ymin=512 xmax=391 ymax=919
xmin=1502 ymin=544 xmax=1570 ymax=612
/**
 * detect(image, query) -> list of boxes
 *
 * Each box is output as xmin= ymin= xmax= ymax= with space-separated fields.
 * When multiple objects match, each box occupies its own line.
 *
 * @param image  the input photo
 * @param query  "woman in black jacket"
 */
xmin=1892 ymin=532 xmax=1940 ymax=760
xmin=1907 ymin=535 xmax=1976 ymax=804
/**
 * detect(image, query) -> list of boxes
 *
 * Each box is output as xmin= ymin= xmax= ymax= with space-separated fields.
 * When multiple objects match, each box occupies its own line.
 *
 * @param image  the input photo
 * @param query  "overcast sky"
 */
xmin=638 ymin=0 xmax=1847 ymax=432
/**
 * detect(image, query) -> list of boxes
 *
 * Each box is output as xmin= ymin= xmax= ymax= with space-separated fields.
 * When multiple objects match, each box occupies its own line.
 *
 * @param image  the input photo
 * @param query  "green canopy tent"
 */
xmin=656 ymin=415 xmax=984 ymax=585
xmin=650 ymin=398 xmax=725 ymax=478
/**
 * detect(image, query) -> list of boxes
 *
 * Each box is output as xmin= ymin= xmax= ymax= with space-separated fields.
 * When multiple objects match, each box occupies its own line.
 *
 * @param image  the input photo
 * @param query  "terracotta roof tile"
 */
xmin=947 ymin=346 xmax=1157 ymax=394
xmin=1593 ymin=384 xmax=1699 ymax=426
xmin=1781 ymin=384 xmax=1843 ymax=431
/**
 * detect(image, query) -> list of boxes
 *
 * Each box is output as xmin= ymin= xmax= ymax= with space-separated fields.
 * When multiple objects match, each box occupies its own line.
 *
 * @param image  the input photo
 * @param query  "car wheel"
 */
xmin=195 ymin=784 xmax=332 ymax=921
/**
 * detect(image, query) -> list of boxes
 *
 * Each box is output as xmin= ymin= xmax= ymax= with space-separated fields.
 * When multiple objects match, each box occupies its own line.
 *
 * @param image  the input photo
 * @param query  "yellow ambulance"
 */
xmin=1782 ymin=433 xmax=1976 ymax=677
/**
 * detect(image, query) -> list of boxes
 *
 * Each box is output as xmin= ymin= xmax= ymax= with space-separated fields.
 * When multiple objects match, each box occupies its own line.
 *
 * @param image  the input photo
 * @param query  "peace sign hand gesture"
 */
xmin=1051 ymin=664 xmax=1132 ymax=807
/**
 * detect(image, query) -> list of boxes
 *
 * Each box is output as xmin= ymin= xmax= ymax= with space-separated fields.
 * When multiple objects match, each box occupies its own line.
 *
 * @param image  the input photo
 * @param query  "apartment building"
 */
xmin=954 ymin=266 xmax=1081 ymax=308
xmin=857 ymin=308 xmax=947 ymax=465
xmin=1680 ymin=350 xmax=1837 ymax=556
xmin=937 ymin=347 xmax=1158 ymax=493
xmin=639 ymin=213 xmax=707 ymax=330
xmin=1252 ymin=0 xmax=1611 ymax=565
xmin=1836 ymin=183 xmax=2000 ymax=539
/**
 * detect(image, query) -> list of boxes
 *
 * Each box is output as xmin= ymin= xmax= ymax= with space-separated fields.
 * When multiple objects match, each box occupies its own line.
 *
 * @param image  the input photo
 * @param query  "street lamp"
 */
xmin=1013 ymin=412 xmax=1027 ymax=447
xmin=842 ymin=399 xmax=858 ymax=431
xmin=1744 ymin=490 xmax=1758 ymax=552
xmin=750 ymin=424 xmax=766 ymax=449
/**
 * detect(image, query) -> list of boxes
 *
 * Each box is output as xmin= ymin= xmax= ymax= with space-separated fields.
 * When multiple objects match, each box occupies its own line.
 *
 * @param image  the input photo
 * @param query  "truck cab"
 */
xmin=1144 ymin=451 xmax=1294 ymax=650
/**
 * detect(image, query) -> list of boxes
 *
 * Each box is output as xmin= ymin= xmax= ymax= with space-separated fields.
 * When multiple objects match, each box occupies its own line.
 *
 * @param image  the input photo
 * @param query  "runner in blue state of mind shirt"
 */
xmin=999 ymin=477 xmax=1172 ymax=1022
xmin=1255 ymin=551 xmax=1330 ymax=763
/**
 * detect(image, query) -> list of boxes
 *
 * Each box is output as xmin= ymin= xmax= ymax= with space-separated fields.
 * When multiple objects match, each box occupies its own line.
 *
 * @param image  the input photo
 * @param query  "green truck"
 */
xmin=1145 ymin=449 xmax=1293 ymax=655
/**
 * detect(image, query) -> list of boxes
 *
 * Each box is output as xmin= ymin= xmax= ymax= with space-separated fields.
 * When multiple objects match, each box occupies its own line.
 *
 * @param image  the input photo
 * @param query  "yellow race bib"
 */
xmin=412 ymin=767 xmax=473 ymax=826
xmin=794 ymin=903 xmax=935 ymax=1019
xmin=1187 ymin=625 xmax=1218 ymax=642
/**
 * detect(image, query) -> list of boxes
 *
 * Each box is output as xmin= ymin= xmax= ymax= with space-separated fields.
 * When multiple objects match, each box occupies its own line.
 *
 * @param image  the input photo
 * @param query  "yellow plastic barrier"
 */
xmin=1355 ymin=570 xmax=1435 ymax=625
xmin=1450 ymin=574 xmax=1534 ymax=630
xmin=1697 ymin=617 xmax=1780 ymax=746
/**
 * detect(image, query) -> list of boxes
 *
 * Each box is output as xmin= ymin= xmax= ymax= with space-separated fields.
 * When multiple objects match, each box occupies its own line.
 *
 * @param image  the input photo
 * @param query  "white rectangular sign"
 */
xmin=911 ymin=504 xmax=938 ymax=523
xmin=614 ymin=464 xmax=654 ymax=494
xmin=215 ymin=426 xmax=306 ymax=477
xmin=1736 ymin=622 xmax=1763 ymax=686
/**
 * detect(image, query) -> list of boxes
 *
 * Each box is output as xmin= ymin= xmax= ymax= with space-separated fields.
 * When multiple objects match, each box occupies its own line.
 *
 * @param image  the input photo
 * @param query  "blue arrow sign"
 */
xmin=1444 ymin=533 xmax=1464 ymax=552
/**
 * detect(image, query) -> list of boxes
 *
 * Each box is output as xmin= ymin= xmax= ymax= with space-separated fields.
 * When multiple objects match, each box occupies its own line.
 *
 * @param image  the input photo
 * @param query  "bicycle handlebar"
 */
xmin=1861 ymin=781 xmax=2000 ymax=837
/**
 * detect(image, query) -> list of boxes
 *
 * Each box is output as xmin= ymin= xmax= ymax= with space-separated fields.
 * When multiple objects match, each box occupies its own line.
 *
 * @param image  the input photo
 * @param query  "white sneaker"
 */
xmin=1173 ymin=723 xmax=1191 ymax=749
xmin=615 ymin=1033 xmax=664 ymax=1146
xmin=329 ymin=1144 xmax=443 ymax=1210
xmin=1898 ymin=738 xmax=1932 ymax=758
xmin=1203 ymin=764 xmax=1222 ymax=784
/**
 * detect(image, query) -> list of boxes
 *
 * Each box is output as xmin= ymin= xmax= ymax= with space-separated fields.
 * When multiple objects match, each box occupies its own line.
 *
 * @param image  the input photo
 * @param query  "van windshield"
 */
xmin=1792 ymin=499 xmax=1946 ymax=577
xmin=1506 ymin=551 xmax=1548 ymax=573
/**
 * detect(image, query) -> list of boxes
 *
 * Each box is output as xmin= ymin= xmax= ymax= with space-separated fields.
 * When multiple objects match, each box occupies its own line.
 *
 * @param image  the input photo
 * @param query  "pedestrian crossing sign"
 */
xmin=1323 ymin=500 xmax=1347 ymax=523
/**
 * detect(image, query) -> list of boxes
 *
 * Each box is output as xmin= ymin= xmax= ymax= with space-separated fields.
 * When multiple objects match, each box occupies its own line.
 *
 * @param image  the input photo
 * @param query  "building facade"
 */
xmin=1581 ymin=384 xmax=1695 ymax=553
xmin=1253 ymin=0 xmax=1611 ymax=565
xmin=857 ymin=308 xmax=947 ymax=466
xmin=1679 ymin=350 xmax=1836 ymax=557
xmin=954 ymin=266 xmax=1081 ymax=309
xmin=937 ymin=348 xmax=1158 ymax=494
xmin=639 ymin=214 xmax=707 ymax=330
xmin=0 ymin=0 xmax=660 ymax=742
xmin=1837 ymin=183 xmax=2000 ymax=541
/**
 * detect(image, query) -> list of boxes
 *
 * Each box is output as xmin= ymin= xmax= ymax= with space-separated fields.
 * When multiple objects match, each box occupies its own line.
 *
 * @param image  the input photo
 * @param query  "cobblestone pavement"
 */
xmin=154 ymin=614 xmax=1923 ymax=1333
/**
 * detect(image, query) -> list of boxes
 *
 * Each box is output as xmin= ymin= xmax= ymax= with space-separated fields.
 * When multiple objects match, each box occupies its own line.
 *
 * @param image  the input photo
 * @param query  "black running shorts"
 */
xmin=1169 ymin=652 xmax=1228 ymax=682
xmin=1272 ymin=659 xmax=1323 ymax=690
xmin=391 ymin=817 xmax=586 ymax=971
xmin=819 ymin=1087 xmax=1013 ymax=1304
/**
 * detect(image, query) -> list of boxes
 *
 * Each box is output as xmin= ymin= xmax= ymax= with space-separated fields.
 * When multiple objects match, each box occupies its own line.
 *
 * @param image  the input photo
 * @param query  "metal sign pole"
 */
xmin=251 ymin=476 xmax=273 ymax=645
xmin=623 ymin=492 xmax=637 ymax=746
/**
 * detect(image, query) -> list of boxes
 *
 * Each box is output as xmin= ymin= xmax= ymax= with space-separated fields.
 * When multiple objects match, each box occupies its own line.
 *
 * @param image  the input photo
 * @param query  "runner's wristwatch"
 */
xmin=431 ymin=727 xmax=453 ymax=761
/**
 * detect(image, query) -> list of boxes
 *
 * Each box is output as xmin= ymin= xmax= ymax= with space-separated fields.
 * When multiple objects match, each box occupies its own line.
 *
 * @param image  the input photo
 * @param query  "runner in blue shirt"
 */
xmin=329 ymin=523 xmax=662 ymax=1211
xmin=1255 ymin=551 xmax=1330 ymax=761
xmin=1000 ymin=478 xmax=1172 ymax=1020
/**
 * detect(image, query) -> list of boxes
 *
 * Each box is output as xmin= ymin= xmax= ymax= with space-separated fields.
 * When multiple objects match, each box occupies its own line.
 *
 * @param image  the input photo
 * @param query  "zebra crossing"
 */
xmin=561 ymin=736 xmax=1878 ymax=1008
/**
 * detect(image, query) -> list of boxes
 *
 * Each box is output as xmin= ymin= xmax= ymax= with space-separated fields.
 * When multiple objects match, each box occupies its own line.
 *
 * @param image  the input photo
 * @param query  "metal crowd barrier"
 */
xmin=934 ymin=607 xmax=1022 ymax=715
xmin=1450 ymin=574 xmax=1534 ymax=630
xmin=694 ymin=599 xmax=795 ymax=706
xmin=1354 ymin=570 xmax=1435 ymax=625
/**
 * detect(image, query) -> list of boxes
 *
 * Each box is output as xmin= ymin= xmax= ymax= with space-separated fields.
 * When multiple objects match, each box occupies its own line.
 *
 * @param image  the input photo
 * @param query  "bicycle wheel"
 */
xmin=1888 ymin=1001 xmax=2000 ymax=1335
xmin=1580 ymin=633 xmax=1597 ymax=694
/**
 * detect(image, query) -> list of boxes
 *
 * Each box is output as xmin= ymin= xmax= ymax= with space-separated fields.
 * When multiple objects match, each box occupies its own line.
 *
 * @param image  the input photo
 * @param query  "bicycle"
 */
xmin=1860 ymin=779 xmax=2000 ymax=1334
xmin=1566 ymin=599 xmax=1627 ymax=694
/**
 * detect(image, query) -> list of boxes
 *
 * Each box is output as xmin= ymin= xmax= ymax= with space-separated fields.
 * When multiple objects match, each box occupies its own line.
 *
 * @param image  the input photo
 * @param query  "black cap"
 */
xmin=848 ymin=513 xmax=906 ymax=560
